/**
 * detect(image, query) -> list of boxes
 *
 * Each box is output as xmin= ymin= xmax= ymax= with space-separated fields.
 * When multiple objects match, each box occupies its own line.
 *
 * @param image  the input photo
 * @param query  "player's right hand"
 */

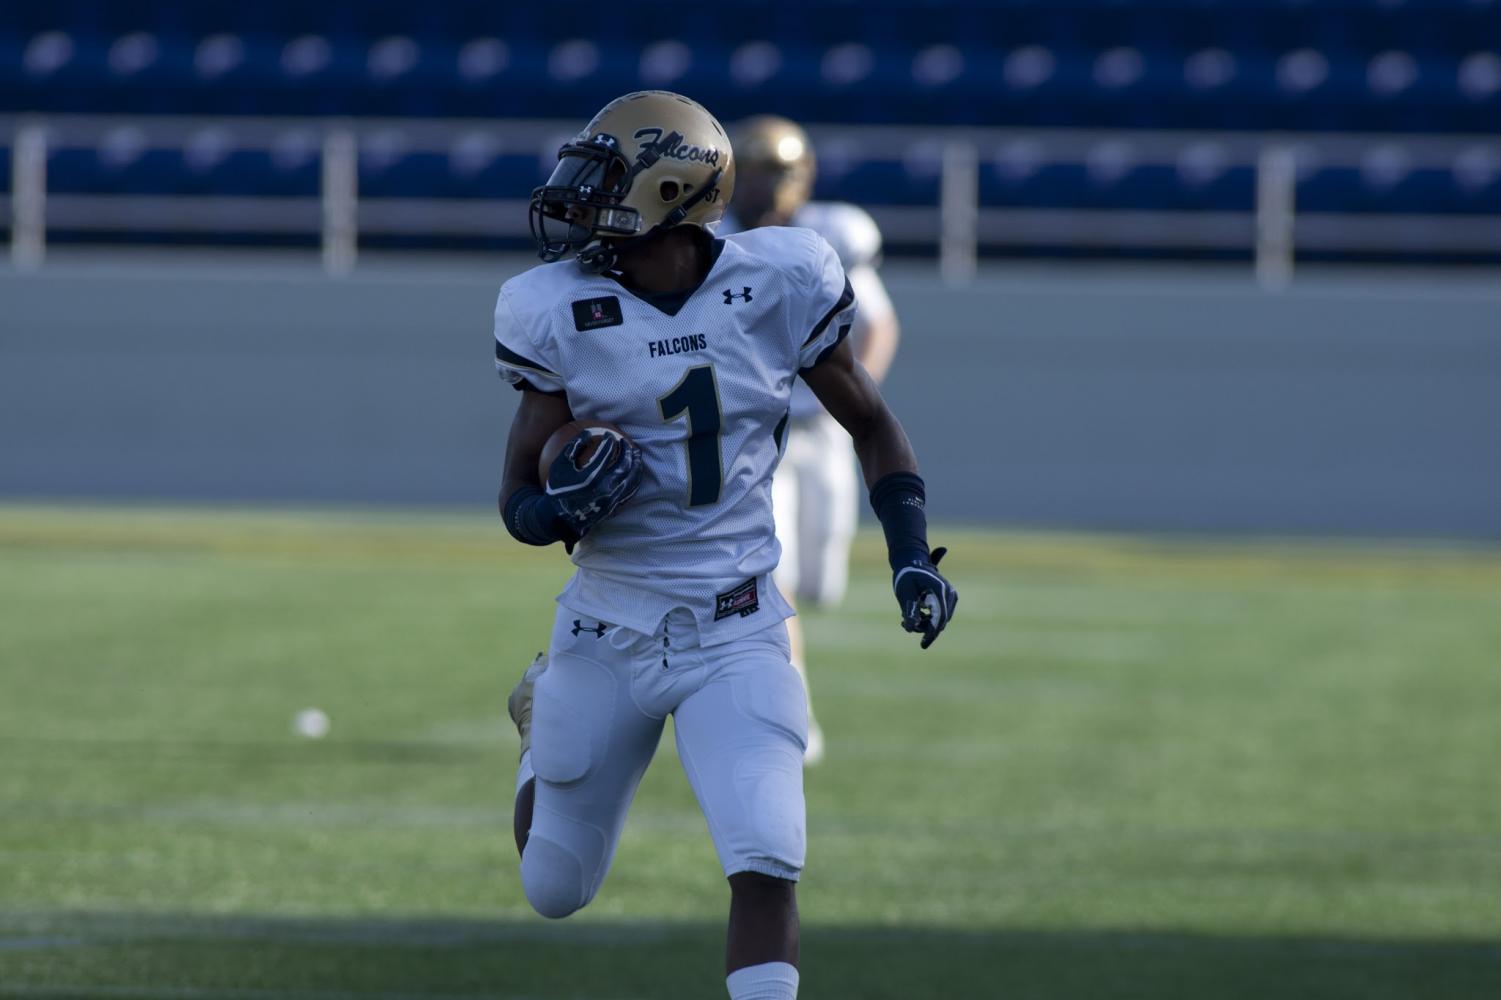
xmin=893 ymin=547 xmax=958 ymax=649
xmin=544 ymin=429 xmax=643 ymax=537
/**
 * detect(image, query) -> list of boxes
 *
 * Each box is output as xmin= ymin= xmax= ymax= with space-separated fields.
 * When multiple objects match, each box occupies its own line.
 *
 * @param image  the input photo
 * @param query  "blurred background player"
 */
xmin=722 ymin=116 xmax=902 ymax=765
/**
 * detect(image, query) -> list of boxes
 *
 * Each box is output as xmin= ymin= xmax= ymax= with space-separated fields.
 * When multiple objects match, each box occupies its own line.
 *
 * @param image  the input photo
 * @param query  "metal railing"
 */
xmin=6 ymin=114 xmax=1500 ymax=288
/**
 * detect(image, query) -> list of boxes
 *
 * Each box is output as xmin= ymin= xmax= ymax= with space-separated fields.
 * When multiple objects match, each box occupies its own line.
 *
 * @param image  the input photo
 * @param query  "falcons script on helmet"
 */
xmin=538 ymin=420 xmax=628 ymax=485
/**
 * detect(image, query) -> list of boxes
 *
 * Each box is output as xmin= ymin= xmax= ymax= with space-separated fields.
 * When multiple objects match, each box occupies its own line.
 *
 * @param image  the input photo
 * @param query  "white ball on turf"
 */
xmin=294 ymin=707 xmax=330 ymax=739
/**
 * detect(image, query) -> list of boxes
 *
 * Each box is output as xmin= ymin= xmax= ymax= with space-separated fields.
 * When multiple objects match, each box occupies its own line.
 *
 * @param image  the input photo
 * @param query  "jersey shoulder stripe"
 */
xmin=494 ymin=340 xmax=566 ymax=397
xmin=493 ymin=268 xmax=573 ymax=396
xmin=495 ymin=339 xmax=559 ymax=378
xmin=800 ymin=321 xmax=852 ymax=375
xmin=804 ymin=274 xmax=854 ymax=347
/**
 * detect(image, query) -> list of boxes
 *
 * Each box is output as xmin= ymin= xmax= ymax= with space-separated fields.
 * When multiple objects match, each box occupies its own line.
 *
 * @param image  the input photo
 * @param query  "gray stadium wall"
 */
xmin=2 ymin=254 xmax=1498 ymax=538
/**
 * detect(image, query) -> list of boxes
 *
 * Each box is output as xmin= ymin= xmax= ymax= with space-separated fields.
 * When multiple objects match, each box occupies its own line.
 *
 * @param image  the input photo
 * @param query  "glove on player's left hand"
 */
xmin=893 ymin=547 xmax=959 ymax=649
xmin=545 ymin=429 xmax=643 ymax=537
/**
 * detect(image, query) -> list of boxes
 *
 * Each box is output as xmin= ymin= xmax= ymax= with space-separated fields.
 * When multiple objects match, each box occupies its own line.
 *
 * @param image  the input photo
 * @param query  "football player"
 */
xmin=721 ymin=115 xmax=903 ymax=765
xmin=494 ymin=91 xmax=957 ymax=1000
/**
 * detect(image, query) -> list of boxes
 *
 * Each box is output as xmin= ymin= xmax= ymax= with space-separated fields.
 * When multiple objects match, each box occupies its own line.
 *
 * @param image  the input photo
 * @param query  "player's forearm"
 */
xmin=833 ymin=380 xmax=934 ymax=576
xmin=499 ymin=389 xmax=576 ymax=547
xmin=848 ymin=400 xmax=918 ymax=489
xmin=804 ymin=338 xmax=917 ymax=486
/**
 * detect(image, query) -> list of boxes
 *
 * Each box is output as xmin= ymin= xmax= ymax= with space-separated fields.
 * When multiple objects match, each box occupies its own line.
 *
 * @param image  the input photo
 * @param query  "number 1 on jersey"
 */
xmin=658 ymin=364 xmax=723 ymax=507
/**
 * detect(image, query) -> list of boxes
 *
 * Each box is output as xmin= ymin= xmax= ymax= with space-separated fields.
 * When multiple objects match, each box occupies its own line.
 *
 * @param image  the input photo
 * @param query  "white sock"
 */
xmin=515 ymin=749 xmax=535 ymax=798
xmin=726 ymin=961 xmax=799 ymax=1000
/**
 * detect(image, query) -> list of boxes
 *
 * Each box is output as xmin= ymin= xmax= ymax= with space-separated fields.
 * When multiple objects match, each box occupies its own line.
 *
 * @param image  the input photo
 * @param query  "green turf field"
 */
xmin=1 ymin=504 xmax=1498 ymax=999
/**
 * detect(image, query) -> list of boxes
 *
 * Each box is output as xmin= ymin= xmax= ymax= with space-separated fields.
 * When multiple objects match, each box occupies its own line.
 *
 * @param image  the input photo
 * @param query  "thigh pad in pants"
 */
xmin=674 ymin=626 xmax=808 ymax=880
xmin=521 ymin=611 xmax=662 ymax=918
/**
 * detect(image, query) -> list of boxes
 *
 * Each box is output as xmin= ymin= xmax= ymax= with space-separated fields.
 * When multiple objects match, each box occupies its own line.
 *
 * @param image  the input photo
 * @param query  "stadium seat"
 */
xmin=4 ymin=0 xmax=1498 ymax=131
xmin=3 ymin=0 xmax=1496 ymax=257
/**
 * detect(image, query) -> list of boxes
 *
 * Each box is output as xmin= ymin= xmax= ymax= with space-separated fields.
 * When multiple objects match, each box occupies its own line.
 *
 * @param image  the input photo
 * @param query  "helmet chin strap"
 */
xmin=576 ymin=165 xmax=725 ymax=274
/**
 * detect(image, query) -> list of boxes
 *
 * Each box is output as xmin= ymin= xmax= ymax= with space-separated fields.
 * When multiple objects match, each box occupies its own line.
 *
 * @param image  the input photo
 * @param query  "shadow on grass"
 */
xmin=1 ymin=910 xmax=1498 ymax=1000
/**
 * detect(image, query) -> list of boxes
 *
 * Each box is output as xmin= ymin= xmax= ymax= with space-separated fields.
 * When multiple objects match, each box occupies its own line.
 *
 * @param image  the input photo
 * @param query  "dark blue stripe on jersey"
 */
xmin=803 ymin=275 xmax=855 ymax=348
xmin=507 ymin=377 xmax=567 ymax=398
xmin=798 ymin=322 xmax=852 ymax=376
xmin=773 ymin=409 xmax=790 ymax=452
xmin=495 ymin=340 xmax=559 ymax=378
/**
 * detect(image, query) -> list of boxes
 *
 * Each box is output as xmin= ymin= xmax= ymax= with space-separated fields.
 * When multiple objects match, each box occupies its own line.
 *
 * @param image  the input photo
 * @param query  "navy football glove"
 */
xmin=893 ymin=547 xmax=958 ymax=649
xmin=545 ymin=428 xmax=643 ymax=537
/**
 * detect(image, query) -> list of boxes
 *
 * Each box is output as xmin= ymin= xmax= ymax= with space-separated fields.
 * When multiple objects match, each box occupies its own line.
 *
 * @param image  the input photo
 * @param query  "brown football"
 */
xmin=538 ymin=420 xmax=627 ymax=485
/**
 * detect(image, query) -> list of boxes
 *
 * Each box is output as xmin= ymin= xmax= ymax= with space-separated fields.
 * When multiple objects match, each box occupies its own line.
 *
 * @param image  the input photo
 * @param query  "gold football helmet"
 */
xmin=729 ymin=115 xmax=815 ymax=226
xmin=530 ymin=90 xmax=735 ymax=271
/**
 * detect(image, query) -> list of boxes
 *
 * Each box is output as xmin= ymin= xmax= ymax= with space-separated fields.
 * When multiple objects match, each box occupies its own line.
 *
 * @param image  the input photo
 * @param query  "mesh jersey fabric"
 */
xmin=494 ymin=226 xmax=856 ymax=645
xmin=721 ymin=202 xmax=894 ymax=420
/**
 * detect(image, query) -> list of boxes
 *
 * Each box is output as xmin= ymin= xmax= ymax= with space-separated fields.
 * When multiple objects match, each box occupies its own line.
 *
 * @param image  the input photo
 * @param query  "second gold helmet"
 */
xmin=729 ymin=115 xmax=815 ymax=222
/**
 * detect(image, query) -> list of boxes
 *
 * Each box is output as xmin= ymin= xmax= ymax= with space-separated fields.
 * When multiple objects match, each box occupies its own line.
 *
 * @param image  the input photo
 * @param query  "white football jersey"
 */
xmin=494 ymin=227 xmax=856 ymax=645
xmin=790 ymin=202 xmax=882 ymax=273
xmin=721 ymin=202 xmax=895 ymax=420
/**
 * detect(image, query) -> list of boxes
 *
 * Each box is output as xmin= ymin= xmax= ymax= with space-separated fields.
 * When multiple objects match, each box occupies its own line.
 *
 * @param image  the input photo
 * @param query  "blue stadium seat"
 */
xmin=814 ymin=159 xmax=940 ymax=208
xmin=1300 ymin=155 xmax=1501 ymax=215
xmin=353 ymin=140 xmax=548 ymax=200
xmin=4 ymin=0 xmax=1498 ymax=132
xmin=46 ymin=131 xmax=320 ymax=198
xmin=49 ymin=143 xmax=187 ymax=197
xmin=981 ymin=152 xmax=1257 ymax=213
xmin=4 ymin=0 xmax=1497 ymax=248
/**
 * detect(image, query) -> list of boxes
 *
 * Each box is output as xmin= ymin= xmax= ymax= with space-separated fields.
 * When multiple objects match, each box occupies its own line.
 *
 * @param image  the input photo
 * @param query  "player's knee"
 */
xmin=724 ymin=677 xmax=808 ymax=875
xmin=733 ymin=801 xmax=805 ymax=881
xmin=520 ymin=834 xmax=597 ymax=919
xmin=749 ymin=810 xmax=805 ymax=876
xmin=729 ymin=869 xmax=797 ymax=901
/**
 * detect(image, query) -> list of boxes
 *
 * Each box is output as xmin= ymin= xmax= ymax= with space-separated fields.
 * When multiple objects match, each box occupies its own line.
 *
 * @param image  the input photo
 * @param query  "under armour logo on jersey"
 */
xmin=723 ymin=287 xmax=753 ymax=304
xmin=571 ymin=619 xmax=609 ymax=638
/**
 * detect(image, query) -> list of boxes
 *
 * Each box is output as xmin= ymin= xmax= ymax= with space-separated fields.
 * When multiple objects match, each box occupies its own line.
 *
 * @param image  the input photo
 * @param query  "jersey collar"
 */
xmin=605 ymin=229 xmax=726 ymax=317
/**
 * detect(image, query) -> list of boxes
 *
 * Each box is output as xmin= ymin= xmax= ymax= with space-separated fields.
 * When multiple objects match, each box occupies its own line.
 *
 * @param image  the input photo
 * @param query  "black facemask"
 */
xmin=529 ymin=129 xmax=722 ymax=273
xmin=528 ymin=134 xmax=641 ymax=264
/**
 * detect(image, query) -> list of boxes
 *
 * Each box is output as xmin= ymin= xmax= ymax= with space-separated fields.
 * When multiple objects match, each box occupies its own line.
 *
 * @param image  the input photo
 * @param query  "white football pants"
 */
xmin=520 ymin=605 xmax=808 ymax=919
xmin=772 ymin=413 xmax=859 ymax=609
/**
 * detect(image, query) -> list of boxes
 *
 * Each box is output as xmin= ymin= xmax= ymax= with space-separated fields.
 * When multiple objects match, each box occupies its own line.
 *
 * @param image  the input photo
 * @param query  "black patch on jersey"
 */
xmin=714 ymin=578 xmax=760 ymax=621
xmin=723 ymin=286 xmax=752 ymax=304
xmin=572 ymin=296 xmax=623 ymax=331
